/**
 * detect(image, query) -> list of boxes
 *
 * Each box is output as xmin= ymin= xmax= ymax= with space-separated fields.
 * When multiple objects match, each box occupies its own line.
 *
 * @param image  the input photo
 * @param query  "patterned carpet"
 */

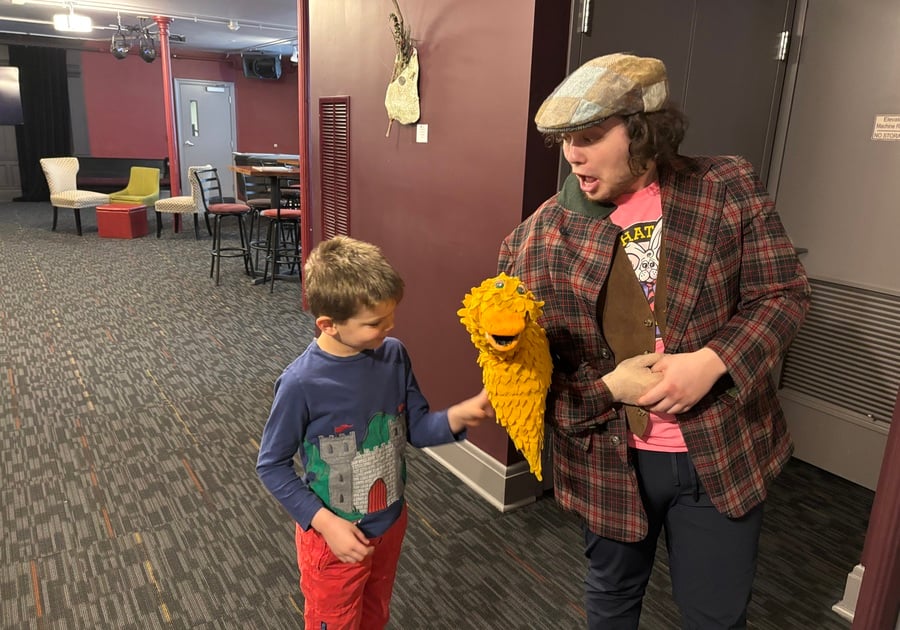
xmin=0 ymin=203 xmax=873 ymax=629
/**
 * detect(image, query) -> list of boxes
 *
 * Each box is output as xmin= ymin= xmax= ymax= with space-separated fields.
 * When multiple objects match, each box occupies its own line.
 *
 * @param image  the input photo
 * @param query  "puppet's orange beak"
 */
xmin=481 ymin=310 xmax=527 ymax=353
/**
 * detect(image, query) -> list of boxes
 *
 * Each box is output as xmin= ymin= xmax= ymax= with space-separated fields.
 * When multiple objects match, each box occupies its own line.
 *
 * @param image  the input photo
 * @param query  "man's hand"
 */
xmin=310 ymin=509 xmax=374 ymax=563
xmin=601 ymin=353 xmax=664 ymax=405
xmin=448 ymin=388 xmax=495 ymax=433
xmin=637 ymin=348 xmax=728 ymax=414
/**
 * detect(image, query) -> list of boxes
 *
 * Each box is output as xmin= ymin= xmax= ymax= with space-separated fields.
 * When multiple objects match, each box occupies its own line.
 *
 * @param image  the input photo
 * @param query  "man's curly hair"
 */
xmin=545 ymin=106 xmax=689 ymax=177
xmin=622 ymin=107 xmax=689 ymax=176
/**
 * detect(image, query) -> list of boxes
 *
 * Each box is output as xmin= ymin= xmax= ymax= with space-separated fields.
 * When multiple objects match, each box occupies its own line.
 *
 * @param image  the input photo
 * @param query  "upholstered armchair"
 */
xmin=39 ymin=157 xmax=110 ymax=236
xmin=109 ymin=166 xmax=160 ymax=207
xmin=154 ymin=165 xmax=211 ymax=239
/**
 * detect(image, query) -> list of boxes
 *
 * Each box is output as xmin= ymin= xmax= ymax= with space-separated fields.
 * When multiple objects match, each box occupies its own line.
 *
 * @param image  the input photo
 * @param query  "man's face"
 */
xmin=561 ymin=117 xmax=652 ymax=203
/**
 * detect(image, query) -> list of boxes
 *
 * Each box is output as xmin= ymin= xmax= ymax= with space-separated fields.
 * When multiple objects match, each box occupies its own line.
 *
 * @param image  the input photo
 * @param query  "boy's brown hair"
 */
xmin=304 ymin=236 xmax=405 ymax=322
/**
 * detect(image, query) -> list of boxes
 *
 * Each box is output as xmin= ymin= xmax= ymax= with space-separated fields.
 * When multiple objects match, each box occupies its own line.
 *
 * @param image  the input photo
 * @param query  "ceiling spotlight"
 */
xmin=290 ymin=46 xmax=298 ymax=64
xmin=109 ymin=14 xmax=129 ymax=60
xmin=227 ymin=20 xmax=240 ymax=31
xmin=138 ymin=30 xmax=157 ymax=63
xmin=110 ymin=31 xmax=129 ymax=59
xmin=53 ymin=5 xmax=93 ymax=33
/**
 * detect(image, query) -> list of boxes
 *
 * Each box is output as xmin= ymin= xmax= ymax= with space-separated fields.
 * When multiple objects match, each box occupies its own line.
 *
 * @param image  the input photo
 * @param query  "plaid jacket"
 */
xmin=499 ymin=155 xmax=810 ymax=542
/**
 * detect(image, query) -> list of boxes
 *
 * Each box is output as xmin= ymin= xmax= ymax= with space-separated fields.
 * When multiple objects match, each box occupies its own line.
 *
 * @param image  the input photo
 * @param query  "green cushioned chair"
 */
xmin=109 ymin=166 xmax=160 ymax=207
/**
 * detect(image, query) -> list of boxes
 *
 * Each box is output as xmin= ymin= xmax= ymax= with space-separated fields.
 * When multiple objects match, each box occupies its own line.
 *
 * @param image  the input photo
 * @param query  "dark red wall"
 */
xmin=79 ymin=50 xmax=299 ymax=157
xmin=307 ymin=0 xmax=561 ymax=462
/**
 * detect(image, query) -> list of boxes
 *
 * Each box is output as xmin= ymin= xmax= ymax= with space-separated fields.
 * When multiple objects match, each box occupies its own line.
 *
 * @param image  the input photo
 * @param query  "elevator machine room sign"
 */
xmin=872 ymin=115 xmax=900 ymax=141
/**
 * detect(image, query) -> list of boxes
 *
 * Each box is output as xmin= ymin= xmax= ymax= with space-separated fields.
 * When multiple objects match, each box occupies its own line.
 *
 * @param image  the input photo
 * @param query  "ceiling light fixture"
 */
xmin=53 ymin=4 xmax=93 ymax=33
xmin=107 ymin=16 xmax=157 ymax=63
xmin=290 ymin=46 xmax=298 ymax=63
xmin=227 ymin=20 xmax=239 ymax=31
xmin=109 ymin=13 xmax=129 ymax=59
xmin=138 ymin=28 xmax=157 ymax=63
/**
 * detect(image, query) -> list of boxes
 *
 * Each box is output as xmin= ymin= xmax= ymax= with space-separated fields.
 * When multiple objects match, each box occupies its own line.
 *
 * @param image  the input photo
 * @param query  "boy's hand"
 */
xmin=447 ymin=388 xmax=495 ymax=433
xmin=310 ymin=508 xmax=374 ymax=563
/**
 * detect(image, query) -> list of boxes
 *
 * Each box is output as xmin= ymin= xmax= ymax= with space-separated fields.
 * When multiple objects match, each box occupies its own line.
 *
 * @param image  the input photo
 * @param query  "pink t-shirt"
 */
xmin=609 ymin=183 xmax=686 ymax=452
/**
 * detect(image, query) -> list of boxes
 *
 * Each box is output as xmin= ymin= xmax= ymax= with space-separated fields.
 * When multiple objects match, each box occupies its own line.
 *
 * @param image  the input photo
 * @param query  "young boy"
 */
xmin=257 ymin=236 xmax=493 ymax=630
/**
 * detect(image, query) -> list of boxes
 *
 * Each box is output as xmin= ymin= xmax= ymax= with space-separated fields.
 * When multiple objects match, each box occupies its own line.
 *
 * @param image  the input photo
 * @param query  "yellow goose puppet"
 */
xmin=458 ymin=273 xmax=552 ymax=480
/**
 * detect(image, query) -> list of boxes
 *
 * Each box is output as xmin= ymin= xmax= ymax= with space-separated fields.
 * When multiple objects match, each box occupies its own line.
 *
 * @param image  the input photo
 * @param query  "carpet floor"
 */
xmin=0 ymin=203 xmax=873 ymax=629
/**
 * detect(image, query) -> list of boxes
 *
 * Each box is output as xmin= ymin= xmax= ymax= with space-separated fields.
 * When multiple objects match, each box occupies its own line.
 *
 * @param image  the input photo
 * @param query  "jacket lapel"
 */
xmin=659 ymin=162 xmax=725 ymax=350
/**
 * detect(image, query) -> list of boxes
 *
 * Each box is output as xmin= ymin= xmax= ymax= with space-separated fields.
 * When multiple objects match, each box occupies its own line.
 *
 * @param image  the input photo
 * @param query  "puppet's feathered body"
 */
xmin=458 ymin=273 xmax=552 ymax=480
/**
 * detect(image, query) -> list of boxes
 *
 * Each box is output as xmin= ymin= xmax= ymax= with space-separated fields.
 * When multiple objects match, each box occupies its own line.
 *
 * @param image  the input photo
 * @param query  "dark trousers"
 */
xmin=583 ymin=449 xmax=764 ymax=630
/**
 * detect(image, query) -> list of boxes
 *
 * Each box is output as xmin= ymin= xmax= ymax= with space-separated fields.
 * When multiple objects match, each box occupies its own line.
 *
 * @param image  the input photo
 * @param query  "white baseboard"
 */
xmin=832 ymin=563 xmax=864 ymax=622
xmin=423 ymin=440 xmax=542 ymax=512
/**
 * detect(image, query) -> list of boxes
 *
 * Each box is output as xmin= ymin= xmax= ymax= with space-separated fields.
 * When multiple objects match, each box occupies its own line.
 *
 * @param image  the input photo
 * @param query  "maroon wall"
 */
xmin=79 ymin=51 xmax=299 ymax=157
xmin=307 ymin=0 xmax=556 ymax=463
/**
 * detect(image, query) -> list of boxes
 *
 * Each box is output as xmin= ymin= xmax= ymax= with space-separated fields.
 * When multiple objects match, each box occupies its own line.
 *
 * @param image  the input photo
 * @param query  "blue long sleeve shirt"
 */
xmin=256 ymin=337 xmax=463 ymax=537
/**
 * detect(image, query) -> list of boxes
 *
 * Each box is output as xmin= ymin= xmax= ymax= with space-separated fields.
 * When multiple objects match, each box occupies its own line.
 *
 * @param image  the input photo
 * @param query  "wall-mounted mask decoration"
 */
xmin=385 ymin=0 xmax=420 ymax=137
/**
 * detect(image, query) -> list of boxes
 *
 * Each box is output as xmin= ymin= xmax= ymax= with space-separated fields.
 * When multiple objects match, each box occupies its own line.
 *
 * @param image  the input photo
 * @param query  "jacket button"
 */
xmin=610 ymin=435 xmax=621 ymax=446
xmin=643 ymin=318 xmax=655 ymax=327
xmin=600 ymin=349 xmax=610 ymax=359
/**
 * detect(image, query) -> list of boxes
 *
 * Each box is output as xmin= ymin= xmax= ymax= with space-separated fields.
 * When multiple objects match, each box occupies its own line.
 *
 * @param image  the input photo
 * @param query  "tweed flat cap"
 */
xmin=535 ymin=53 xmax=669 ymax=134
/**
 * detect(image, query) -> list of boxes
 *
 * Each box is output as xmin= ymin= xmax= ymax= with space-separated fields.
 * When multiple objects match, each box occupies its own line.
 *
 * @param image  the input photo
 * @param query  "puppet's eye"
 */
xmin=516 ymin=285 xmax=526 ymax=294
xmin=494 ymin=280 xmax=505 ymax=289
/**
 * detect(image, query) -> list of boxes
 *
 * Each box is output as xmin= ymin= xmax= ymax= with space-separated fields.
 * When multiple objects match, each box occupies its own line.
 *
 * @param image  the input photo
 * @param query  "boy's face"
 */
xmin=316 ymin=299 xmax=397 ymax=356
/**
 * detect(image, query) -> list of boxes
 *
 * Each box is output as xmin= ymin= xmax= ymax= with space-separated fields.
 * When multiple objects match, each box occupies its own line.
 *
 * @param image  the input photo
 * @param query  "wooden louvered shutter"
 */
xmin=319 ymin=96 xmax=350 ymax=239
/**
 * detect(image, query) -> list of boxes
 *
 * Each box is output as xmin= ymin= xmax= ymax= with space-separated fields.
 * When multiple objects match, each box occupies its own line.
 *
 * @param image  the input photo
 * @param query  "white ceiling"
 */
xmin=0 ymin=0 xmax=298 ymax=56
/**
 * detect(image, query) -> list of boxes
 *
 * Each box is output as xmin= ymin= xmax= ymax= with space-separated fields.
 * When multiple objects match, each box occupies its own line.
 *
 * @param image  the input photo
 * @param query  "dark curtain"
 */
xmin=9 ymin=46 xmax=73 ymax=202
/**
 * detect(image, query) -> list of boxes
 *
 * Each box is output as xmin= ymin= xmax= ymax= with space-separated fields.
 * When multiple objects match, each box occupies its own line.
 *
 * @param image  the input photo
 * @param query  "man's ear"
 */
xmin=316 ymin=315 xmax=337 ymax=337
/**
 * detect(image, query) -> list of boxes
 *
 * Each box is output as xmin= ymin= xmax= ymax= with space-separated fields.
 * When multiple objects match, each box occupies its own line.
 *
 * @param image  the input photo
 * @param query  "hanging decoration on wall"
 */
xmin=385 ymin=0 xmax=420 ymax=137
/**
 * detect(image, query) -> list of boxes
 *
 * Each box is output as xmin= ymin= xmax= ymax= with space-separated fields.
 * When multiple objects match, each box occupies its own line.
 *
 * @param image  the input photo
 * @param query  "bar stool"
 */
xmin=192 ymin=167 xmax=252 ymax=286
xmin=259 ymin=205 xmax=303 ymax=292
xmin=238 ymin=172 xmax=275 ymax=273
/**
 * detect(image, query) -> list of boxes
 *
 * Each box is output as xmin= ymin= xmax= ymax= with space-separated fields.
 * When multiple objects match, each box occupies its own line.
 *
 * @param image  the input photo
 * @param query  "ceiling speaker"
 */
xmin=242 ymin=55 xmax=282 ymax=80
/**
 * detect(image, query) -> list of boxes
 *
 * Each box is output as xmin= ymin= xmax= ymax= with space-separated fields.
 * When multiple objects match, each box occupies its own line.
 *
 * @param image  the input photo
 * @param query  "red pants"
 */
xmin=296 ymin=505 xmax=408 ymax=630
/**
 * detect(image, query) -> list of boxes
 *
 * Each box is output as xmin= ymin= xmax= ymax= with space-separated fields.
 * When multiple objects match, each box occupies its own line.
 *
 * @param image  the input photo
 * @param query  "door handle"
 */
xmin=184 ymin=140 xmax=195 ymax=146
xmin=576 ymin=0 xmax=591 ymax=34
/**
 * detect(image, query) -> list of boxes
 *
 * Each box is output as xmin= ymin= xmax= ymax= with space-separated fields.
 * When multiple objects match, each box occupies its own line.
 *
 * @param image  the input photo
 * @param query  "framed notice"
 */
xmin=872 ymin=115 xmax=900 ymax=141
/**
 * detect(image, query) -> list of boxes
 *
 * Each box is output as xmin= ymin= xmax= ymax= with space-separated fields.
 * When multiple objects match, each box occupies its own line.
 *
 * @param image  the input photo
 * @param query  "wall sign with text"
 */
xmin=872 ymin=115 xmax=900 ymax=141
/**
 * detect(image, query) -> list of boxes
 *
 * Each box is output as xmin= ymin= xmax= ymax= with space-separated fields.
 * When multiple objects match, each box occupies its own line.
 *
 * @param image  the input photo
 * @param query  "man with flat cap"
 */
xmin=498 ymin=53 xmax=810 ymax=629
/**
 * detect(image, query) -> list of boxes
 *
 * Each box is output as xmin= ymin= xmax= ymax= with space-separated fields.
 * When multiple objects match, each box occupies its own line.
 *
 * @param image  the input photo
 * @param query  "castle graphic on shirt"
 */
xmin=304 ymin=410 xmax=407 ymax=520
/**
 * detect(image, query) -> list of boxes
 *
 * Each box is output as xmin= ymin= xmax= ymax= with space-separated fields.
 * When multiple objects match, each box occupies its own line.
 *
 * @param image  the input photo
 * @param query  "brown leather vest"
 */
xmin=599 ymin=237 xmax=667 ymax=436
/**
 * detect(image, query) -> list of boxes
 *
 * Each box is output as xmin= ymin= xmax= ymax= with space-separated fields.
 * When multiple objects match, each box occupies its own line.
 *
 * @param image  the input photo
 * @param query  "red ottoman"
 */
xmin=96 ymin=203 xmax=148 ymax=239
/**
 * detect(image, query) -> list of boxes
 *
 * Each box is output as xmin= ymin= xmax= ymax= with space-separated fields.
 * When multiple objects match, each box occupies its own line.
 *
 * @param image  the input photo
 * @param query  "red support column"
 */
xmin=153 ymin=15 xmax=180 ymax=198
xmin=153 ymin=15 xmax=184 ymax=232
xmin=297 ymin=0 xmax=311 ymax=308
xmin=852 ymin=387 xmax=900 ymax=630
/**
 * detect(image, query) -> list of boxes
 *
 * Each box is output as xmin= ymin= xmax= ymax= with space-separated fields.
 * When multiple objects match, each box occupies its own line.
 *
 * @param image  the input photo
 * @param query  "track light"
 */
xmin=108 ymin=17 xmax=157 ymax=63
xmin=138 ymin=29 xmax=157 ymax=62
xmin=109 ymin=14 xmax=129 ymax=59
